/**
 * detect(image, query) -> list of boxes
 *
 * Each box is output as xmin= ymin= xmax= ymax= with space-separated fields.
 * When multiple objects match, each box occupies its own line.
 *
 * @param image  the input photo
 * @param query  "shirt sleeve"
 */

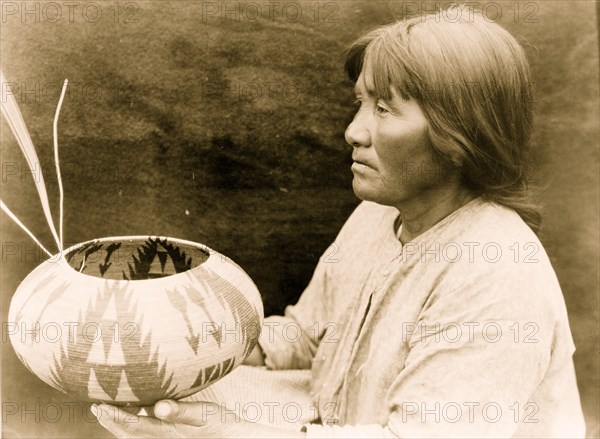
xmin=384 ymin=266 xmax=558 ymax=438
xmin=258 ymin=250 xmax=334 ymax=370
xmin=257 ymin=201 xmax=379 ymax=370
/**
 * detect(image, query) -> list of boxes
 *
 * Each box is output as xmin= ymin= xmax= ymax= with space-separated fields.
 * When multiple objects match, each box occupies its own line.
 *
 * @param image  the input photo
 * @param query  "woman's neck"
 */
xmin=396 ymin=186 xmax=476 ymax=244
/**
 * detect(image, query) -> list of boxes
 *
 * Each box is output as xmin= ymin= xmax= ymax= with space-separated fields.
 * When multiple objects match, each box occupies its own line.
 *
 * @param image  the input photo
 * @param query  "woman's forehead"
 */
xmin=354 ymin=67 xmax=377 ymax=96
xmin=354 ymin=49 xmax=408 ymax=102
xmin=355 ymin=66 xmax=404 ymax=103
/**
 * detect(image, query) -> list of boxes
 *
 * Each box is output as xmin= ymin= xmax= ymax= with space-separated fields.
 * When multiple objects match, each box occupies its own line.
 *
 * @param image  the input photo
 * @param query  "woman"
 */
xmin=96 ymin=5 xmax=585 ymax=438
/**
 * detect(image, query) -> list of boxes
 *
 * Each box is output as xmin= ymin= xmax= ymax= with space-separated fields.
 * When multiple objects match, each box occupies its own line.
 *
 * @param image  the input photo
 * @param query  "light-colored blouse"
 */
xmin=258 ymin=198 xmax=585 ymax=438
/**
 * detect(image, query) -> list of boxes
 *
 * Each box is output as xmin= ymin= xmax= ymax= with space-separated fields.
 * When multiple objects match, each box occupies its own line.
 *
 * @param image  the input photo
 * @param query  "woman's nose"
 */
xmin=345 ymin=117 xmax=371 ymax=148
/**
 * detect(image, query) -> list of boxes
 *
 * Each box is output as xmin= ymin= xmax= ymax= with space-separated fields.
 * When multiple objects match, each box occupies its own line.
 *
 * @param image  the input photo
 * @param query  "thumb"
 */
xmin=153 ymin=400 xmax=221 ymax=426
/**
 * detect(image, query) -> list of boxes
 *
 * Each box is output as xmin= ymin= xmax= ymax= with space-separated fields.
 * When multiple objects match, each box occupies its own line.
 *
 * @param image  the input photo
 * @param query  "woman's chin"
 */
xmin=352 ymin=179 xmax=378 ymax=203
xmin=352 ymin=179 xmax=407 ymax=208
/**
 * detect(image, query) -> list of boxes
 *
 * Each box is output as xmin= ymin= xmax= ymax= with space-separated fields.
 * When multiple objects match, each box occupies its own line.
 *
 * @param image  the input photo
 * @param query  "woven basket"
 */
xmin=8 ymin=236 xmax=263 ymax=406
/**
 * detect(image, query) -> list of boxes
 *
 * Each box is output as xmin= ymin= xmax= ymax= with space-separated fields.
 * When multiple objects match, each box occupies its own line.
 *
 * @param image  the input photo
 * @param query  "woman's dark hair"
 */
xmin=345 ymin=5 xmax=542 ymax=232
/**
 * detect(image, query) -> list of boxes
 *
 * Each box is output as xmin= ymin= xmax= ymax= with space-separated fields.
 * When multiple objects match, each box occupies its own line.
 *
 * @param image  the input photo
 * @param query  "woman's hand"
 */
xmin=93 ymin=399 xmax=305 ymax=439
xmin=92 ymin=400 xmax=245 ymax=438
xmin=243 ymin=344 xmax=266 ymax=366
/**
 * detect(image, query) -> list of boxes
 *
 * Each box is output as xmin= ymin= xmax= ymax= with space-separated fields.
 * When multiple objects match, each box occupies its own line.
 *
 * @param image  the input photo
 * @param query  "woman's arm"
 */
xmin=243 ymin=344 xmax=266 ymax=366
xmin=252 ymin=249 xmax=335 ymax=370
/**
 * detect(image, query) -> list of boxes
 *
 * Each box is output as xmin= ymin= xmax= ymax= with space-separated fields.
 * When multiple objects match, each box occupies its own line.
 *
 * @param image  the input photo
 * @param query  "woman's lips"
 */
xmin=351 ymin=161 xmax=373 ymax=172
xmin=351 ymin=154 xmax=374 ymax=168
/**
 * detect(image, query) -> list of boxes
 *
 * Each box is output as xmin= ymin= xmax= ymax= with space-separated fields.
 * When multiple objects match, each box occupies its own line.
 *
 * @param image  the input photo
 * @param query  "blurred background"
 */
xmin=1 ymin=1 xmax=598 ymax=437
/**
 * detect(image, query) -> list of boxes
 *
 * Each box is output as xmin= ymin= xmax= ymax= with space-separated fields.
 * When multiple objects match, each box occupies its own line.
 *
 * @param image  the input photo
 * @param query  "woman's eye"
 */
xmin=376 ymin=103 xmax=389 ymax=114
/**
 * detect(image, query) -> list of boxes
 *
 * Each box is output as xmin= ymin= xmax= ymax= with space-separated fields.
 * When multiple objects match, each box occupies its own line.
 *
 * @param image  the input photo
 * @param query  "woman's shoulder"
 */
xmin=466 ymin=198 xmax=540 ymax=243
xmin=444 ymin=198 xmax=552 ymax=271
xmin=427 ymin=197 xmax=545 ymax=260
xmin=427 ymin=198 xmax=568 ymax=320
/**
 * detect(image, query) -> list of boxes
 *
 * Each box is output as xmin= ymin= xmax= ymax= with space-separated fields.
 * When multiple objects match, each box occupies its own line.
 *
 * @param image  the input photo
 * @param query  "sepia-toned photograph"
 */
xmin=1 ymin=1 xmax=598 ymax=437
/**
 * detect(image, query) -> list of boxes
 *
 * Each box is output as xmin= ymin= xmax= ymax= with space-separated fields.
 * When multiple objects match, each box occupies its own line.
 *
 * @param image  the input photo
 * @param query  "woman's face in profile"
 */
xmin=345 ymin=66 xmax=450 ymax=208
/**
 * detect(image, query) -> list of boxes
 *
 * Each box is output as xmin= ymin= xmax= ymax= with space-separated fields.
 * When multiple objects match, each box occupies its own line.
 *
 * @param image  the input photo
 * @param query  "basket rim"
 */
xmin=49 ymin=235 xmax=219 ymax=284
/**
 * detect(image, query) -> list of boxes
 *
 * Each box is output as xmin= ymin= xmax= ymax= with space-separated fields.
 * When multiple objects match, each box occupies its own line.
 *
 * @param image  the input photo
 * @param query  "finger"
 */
xmin=153 ymin=400 xmax=222 ymax=427
xmin=93 ymin=404 xmax=140 ymax=439
xmin=94 ymin=403 xmax=176 ymax=439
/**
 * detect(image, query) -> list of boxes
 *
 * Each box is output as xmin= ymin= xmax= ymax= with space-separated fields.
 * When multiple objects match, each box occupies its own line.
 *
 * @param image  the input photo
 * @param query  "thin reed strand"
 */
xmin=0 ymin=201 xmax=53 ymax=257
xmin=53 ymin=79 xmax=69 ymax=250
xmin=0 ymin=70 xmax=62 ymax=251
